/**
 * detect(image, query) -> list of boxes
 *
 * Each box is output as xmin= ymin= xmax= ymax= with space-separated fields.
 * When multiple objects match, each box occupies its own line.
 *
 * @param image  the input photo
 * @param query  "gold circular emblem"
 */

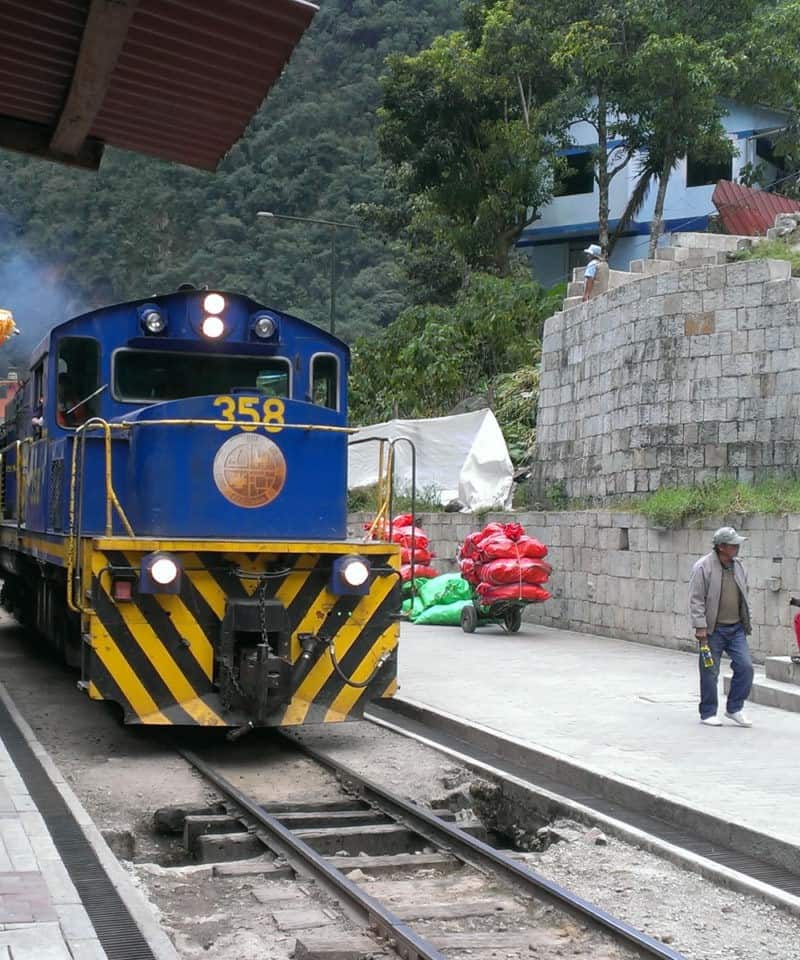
xmin=213 ymin=433 xmax=286 ymax=508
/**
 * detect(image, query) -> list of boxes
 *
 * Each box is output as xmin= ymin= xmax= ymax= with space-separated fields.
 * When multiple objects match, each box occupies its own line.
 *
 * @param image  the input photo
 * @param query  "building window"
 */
xmin=756 ymin=137 xmax=785 ymax=171
xmin=686 ymin=154 xmax=732 ymax=188
xmin=559 ymin=152 xmax=595 ymax=196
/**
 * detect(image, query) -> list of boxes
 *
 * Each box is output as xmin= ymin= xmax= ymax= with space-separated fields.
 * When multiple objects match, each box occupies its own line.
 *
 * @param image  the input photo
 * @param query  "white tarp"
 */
xmin=348 ymin=409 xmax=514 ymax=511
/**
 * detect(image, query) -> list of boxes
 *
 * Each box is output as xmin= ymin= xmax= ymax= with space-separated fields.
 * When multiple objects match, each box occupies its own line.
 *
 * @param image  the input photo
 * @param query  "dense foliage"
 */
xmin=349 ymin=270 xmax=555 ymax=459
xmin=0 ymin=0 xmax=459 ymax=367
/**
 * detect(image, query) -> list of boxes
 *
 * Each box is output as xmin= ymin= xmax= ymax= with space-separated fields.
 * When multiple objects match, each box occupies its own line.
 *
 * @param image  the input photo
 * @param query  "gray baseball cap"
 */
xmin=712 ymin=526 xmax=747 ymax=546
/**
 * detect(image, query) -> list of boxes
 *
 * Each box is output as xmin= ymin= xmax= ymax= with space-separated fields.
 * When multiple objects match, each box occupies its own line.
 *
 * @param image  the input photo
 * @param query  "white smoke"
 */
xmin=0 ymin=253 xmax=84 ymax=377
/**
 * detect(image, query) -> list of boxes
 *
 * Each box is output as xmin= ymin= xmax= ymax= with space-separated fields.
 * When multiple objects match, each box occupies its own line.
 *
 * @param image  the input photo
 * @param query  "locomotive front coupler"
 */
xmin=225 ymin=633 xmax=328 ymax=742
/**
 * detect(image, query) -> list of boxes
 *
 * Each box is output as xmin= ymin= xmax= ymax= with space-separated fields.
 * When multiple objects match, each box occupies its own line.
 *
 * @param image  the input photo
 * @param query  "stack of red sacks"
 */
xmin=459 ymin=521 xmax=551 ymax=604
xmin=365 ymin=514 xmax=439 ymax=581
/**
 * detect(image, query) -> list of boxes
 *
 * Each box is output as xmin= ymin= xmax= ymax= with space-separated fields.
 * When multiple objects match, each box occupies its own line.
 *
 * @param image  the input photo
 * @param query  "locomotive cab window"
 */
xmin=57 ymin=337 xmax=100 ymax=428
xmin=311 ymin=354 xmax=339 ymax=409
xmin=113 ymin=349 xmax=290 ymax=402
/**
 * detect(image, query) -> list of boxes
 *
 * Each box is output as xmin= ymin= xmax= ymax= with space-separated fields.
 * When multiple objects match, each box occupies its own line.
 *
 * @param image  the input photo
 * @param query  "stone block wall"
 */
xmin=350 ymin=510 xmax=800 ymax=661
xmin=531 ymin=257 xmax=800 ymax=501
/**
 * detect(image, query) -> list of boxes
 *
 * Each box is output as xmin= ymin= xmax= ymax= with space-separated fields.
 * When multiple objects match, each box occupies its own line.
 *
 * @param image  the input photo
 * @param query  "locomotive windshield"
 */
xmin=113 ymin=349 xmax=290 ymax=402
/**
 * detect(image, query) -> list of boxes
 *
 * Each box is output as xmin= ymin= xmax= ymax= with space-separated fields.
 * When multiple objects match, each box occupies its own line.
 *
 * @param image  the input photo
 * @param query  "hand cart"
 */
xmin=460 ymin=598 xmax=525 ymax=634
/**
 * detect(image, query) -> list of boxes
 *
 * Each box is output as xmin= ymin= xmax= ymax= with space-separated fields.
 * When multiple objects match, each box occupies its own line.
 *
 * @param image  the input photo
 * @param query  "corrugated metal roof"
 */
xmin=0 ymin=0 xmax=317 ymax=171
xmin=712 ymin=179 xmax=800 ymax=237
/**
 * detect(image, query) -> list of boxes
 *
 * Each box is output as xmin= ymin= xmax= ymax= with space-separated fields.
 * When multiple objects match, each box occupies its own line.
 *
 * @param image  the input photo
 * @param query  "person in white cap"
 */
xmin=582 ymin=243 xmax=604 ymax=301
xmin=688 ymin=527 xmax=754 ymax=726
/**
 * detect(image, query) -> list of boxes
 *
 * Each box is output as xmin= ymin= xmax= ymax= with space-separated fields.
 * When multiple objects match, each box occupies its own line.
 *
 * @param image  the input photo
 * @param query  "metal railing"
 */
xmin=348 ymin=435 xmax=418 ymax=583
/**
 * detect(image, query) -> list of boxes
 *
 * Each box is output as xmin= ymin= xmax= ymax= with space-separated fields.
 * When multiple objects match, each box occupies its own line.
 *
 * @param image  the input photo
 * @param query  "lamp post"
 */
xmin=257 ymin=211 xmax=359 ymax=337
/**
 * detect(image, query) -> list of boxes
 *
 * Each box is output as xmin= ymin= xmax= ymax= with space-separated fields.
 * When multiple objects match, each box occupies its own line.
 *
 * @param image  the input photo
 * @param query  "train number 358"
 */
xmin=213 ymin=396 xmax=285 ymax=433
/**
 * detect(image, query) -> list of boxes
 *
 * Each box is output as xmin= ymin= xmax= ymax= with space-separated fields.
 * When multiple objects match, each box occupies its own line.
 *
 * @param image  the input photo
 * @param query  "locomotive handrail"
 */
xmin=74 ymin=418 xmax=359 ymax=433
xmin=346 ymin=435 xmax=418 ymax=585
xmin=67 ymin=418 xmax=135 ymax=614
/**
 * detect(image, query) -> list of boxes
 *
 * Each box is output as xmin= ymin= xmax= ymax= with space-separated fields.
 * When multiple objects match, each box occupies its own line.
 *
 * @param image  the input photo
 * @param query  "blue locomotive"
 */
xmin=0 ymin=289 xmax=400 ymax=730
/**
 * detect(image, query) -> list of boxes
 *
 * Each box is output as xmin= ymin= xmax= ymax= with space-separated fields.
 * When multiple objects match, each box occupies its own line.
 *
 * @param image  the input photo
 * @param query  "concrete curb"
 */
xmin=724 ymin=672 xmax=800 ymax=713
xmin=367 ymin=697 xmax=800 ymax=919
xmin=0 ymin=681 xmax=180 ymax=960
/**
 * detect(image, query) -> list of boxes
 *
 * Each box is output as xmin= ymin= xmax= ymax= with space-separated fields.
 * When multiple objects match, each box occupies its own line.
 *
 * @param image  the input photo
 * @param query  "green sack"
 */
xmin=402 ymin=577 xmax=428 ymax=598
xmin=413 ymin=599 xmax=473 ymax=626
xmin=401 ymin=596 xmax=425 ymax=619
xmin=417 ymin=573 xmax=473 ymax=609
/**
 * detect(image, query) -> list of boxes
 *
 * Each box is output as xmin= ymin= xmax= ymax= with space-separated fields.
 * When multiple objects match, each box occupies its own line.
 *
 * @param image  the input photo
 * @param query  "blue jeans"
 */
xmin=699 ymin=623 xmax=754 ymax=719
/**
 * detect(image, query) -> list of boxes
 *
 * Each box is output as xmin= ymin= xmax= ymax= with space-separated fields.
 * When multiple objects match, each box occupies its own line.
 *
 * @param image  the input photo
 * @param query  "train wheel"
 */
xmin=460 ymin=604 xmax=478 ymax=633
xmin=503 ymin=607 xmax=523 ymax=633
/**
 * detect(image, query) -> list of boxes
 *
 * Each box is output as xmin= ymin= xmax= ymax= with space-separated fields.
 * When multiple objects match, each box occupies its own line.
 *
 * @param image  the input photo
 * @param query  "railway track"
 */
xmin=365 ymin=698 xmax=800 ymax=911
xmin=175 ymin=737 xmax=686 ymax=960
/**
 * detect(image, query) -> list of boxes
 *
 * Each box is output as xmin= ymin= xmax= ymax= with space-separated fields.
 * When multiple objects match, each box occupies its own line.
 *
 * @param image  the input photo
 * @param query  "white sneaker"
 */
xmin=701 ymin=715 xmax=723 ymax=726
xmin=725 ymin=711 xmax=752 ymax=727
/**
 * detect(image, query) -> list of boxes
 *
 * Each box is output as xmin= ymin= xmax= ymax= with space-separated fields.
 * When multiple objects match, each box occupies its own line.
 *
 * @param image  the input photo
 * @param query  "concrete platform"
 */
xmin=0 ymin=683 xmax=178 ymax=960
xmin=396 ymin=622 xmax=800 ymax=856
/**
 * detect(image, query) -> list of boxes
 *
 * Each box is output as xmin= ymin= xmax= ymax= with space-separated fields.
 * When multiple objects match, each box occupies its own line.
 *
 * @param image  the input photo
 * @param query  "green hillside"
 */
xmin=0 ymin=0 xmax=459 ymax=368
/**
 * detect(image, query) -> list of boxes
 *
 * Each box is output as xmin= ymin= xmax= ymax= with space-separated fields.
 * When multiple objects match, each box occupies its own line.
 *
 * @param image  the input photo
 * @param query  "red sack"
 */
xmin=479 ymin=535 xmax=548 ymax=560
xmin=400 ymin=563 xmax=438 ymax=581
xmin=476 ymin=582 xmax=550 ymax=603
xmin=392 ymin=525 xmax=430 ymax=550
xmin=478 ymin=535 xmax=518 ymax=559
xmin=400 ymin=546 xmax=433 ymax=564
xmin=392 ymin=513 xmax=415 ymax=528
xmin=502 ymin=521 xmax=525 ymax=541
xmin=459 ymin=558 xmax=479 ymax=583
xmin=477 ymin=522 xmax=506 ymax=542
xmin=516 ymin=535 xmax=548 ymax=559
xmin=459 ymin=531 xmax=485 ymax=559
xmin=478 ymin=558 xmax=552 ymax=586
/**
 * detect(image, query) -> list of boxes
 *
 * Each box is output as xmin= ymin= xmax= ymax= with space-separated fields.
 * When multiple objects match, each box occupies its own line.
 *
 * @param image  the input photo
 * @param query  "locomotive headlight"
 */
xmin=138 ymin=303 xmax=167 ymax=334
xmin=151 ymin=557 xmax=179 ymax=585
xmin=139 ymin=551 xmax=182 ymax=595
xmin=253 ymin=314 xmax=277 ymax=339
xmin=330 ymin=555 xmax=371 ymax=596
xmin=203 ymin=293 xmax=226 ymax=314
xmin=202 ymin=315 xmax=225 ymax=339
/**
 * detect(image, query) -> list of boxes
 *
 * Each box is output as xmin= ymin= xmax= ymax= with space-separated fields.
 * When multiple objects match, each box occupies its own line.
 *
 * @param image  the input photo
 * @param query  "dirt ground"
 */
xmin=0 ymin=614 xmax=798 ymax=959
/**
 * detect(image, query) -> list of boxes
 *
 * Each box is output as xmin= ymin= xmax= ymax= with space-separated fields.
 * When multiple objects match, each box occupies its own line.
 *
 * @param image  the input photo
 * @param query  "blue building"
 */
xmin=519 ymin=101 xmax=789 ymax=288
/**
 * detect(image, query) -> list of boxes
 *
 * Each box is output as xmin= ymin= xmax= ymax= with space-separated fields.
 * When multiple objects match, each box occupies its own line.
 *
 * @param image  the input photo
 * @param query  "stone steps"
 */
xmin=724 ymin=671 xmax=800 ymax=714
xmin=766 ymin=656 xmax=800 ymax=685
xmin=670 ymin=231 xmax=756 ymax=252
xmin=559 ymin=218 xmax=785 ymax=313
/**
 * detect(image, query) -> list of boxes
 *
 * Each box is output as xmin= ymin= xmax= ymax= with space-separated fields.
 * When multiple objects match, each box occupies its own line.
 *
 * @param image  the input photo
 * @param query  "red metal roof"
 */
xmin=0 ymin=0 xmax=317 ymax=171
xmin=712 ymin=179 xmax=800 ymax=237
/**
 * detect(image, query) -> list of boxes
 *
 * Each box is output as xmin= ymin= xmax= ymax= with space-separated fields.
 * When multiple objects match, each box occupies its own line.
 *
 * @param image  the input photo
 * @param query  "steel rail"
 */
xmin=281 ymin=734 xmax=689 ymax=960
xmin=177 ymin=747 xmax=447 ymax=960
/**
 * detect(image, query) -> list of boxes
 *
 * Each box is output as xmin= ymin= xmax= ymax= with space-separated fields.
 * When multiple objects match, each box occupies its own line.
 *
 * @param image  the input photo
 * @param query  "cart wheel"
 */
xmin=461 ymin=605 xmax=478 ymax=633
xmin=503 ymin=607 xmax=523 ymax=634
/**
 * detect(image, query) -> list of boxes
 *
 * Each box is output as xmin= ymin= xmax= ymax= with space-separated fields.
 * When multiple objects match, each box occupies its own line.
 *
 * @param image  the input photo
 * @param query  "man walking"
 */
xmin=688 ymin=527 xmax=754 ymax=727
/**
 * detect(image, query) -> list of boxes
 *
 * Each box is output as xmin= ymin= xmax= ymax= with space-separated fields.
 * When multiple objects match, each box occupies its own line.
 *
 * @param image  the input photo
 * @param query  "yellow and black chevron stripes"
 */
xmin=85 ymin=544 xmax=399 ymax=727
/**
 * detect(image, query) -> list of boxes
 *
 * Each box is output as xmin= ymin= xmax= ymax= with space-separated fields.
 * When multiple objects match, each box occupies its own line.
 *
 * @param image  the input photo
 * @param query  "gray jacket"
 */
xmin=688 ymin=551 xmax=751 ymax=636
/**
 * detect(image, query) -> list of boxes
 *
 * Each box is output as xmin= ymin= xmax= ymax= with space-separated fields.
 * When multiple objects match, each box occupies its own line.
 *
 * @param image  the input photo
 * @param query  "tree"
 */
xmin=0 ymin=0 xmax=461 ymax=354
xmin=618 ymin=30 xmax=736 ymax=257
xmin=349 ymin=270 xmax=559 ymax=424
xmin=377 ymin=8 xmax=566 ymax=276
